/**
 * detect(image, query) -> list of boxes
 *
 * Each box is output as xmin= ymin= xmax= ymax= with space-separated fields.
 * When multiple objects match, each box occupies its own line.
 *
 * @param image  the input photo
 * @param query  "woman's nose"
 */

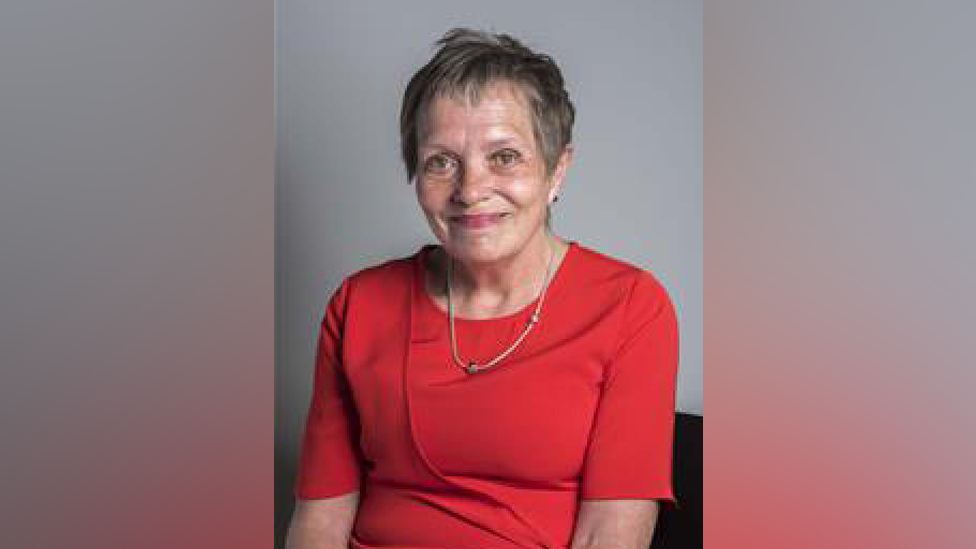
xmin=452 ymin=164 xmax=491 ymax=205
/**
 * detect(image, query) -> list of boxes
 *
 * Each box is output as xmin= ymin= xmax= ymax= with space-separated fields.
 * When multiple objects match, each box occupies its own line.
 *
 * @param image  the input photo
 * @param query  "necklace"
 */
xmin=446 ymin=235 xmax=557 ymax=374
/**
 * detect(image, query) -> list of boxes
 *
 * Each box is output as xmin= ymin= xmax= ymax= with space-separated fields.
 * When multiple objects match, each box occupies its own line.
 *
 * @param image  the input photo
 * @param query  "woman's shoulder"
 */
xmin=570 ymin=242 xmax=671 ymax=298
xmin=568 ymin=243 xmax=677 ymax=343
xmin=339 ymin=245 xmax=429 ymax=292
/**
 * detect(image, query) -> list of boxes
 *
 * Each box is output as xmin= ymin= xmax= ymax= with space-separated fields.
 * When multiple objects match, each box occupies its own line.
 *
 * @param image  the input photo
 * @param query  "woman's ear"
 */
xmin=548 ymin=145 xmax=575 ymax=203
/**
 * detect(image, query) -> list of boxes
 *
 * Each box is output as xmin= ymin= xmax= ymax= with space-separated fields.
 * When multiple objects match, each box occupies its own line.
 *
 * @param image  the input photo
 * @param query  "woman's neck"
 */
xmin=429 ymin=230 xmax=569 ymax=318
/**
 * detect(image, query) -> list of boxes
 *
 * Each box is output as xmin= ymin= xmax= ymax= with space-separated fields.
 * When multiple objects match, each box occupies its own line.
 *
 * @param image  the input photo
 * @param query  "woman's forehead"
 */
xmin=422 ymin=83 xmax=535 ymax=148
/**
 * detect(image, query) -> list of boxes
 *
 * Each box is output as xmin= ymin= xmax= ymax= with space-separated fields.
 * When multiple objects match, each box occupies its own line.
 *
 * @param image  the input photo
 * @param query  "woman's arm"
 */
xmin=285 ymin=491 xmax=360 ymax=549
xmin=570 ymin=499 xmax=661 ymax=549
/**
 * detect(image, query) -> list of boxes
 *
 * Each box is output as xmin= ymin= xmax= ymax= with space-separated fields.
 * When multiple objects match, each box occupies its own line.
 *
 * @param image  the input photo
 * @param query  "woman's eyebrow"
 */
xmin=484 ymin=137 xmax=524 ymax=149
xmin=419 ymin=143 xmax=456 ymax=153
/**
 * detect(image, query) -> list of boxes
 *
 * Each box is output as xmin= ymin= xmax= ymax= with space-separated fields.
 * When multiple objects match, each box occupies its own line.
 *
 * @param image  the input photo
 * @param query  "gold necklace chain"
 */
xmin=446 ymin=235 xmax=556 ymax=374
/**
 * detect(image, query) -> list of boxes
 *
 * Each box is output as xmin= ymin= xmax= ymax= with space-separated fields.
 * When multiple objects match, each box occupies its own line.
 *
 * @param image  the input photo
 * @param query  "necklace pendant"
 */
xmin=467 ymin=362 xmax=478 ymax=374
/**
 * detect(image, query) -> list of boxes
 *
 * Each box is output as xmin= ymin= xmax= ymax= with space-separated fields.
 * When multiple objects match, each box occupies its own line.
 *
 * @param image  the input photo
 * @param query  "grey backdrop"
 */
xmin=275 ymin=0 xmax=701 ymax=541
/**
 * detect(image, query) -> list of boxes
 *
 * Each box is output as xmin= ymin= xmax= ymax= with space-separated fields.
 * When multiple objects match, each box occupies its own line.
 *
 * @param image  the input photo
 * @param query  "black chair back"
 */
xmin=650 ymin=412 xmax=702 ymax=548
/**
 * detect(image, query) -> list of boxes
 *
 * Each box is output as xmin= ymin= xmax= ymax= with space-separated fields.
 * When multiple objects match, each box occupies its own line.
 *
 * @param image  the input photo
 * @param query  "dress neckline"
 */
xmin=414 ymin=241 xmax=578 ymax=324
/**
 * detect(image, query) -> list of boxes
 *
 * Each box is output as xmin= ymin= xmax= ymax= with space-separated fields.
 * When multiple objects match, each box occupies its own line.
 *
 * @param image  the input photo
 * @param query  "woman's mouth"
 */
xmin=449 ymin=213 xmax=509 ymax=230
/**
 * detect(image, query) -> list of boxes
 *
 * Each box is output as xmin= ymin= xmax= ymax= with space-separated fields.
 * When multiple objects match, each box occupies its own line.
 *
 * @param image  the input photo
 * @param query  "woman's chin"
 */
xmin=445 ymin=237 xmax=510 ymax=264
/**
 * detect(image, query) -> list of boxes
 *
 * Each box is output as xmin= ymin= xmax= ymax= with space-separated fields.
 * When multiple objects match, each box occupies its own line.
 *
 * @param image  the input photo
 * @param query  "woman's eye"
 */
xmin=491 ymin=149 xmax=521 ymax=168
xmin=424 ymin=155 xmax=456 ymax=175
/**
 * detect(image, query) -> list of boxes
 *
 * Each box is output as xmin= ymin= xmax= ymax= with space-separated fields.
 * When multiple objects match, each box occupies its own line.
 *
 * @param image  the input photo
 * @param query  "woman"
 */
xmin=287 ymin=28 xmax=679 ymax=549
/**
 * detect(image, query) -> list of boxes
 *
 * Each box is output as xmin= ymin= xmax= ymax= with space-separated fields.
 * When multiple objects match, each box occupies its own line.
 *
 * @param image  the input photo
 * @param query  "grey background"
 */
xmin=275 ymin=0 xmax=701 ymax=542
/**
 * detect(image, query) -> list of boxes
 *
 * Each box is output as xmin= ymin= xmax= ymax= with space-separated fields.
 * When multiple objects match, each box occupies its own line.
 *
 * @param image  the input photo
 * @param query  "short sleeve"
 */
xmin=580 ymin=271 xmax=680 ymax=509
xmin=294 ymin=279 xmax=364 ymax=499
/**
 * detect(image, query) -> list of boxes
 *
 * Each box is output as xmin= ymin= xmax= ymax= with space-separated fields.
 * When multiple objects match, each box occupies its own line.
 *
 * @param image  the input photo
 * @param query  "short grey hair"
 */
xmin=400 ymin=28 xmax=575 ymax=182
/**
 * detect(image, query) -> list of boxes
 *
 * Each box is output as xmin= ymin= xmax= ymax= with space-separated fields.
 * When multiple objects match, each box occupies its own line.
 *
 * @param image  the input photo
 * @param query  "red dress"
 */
xmin=295 ymin=242 xmax=680 ymax=548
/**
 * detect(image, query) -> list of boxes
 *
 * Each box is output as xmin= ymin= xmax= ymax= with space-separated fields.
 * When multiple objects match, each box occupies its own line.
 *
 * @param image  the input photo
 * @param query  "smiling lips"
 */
xmin=449 ymin=213 xmax=509 ymax=229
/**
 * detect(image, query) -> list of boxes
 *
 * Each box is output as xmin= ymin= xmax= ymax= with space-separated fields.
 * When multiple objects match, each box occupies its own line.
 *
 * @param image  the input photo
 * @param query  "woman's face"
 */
xmin=415 ymin=82 xmax=569 ymax=265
